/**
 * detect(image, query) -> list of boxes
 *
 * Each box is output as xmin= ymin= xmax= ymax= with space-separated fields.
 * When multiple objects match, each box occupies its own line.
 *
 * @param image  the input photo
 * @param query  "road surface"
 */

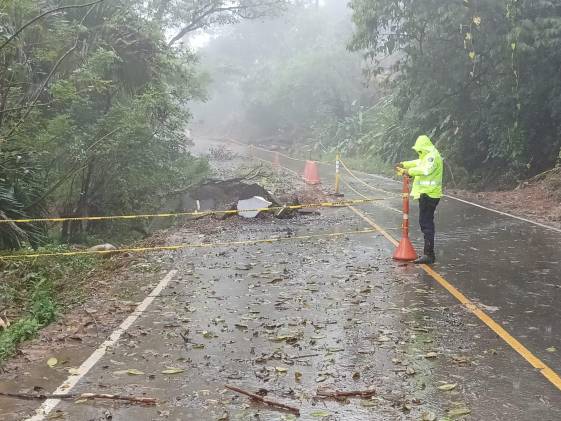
xmin=2 ymin=138 xmax=560 ymax=421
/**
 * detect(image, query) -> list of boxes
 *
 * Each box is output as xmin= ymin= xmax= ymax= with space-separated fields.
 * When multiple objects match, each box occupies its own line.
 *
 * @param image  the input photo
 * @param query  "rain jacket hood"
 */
xmin=412 ymin=135 xmax=434 ymax=156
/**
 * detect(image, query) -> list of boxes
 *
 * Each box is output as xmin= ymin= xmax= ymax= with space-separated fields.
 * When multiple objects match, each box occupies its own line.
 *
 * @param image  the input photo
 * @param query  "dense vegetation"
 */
xmin=348 ymin=0 xmax=561 ymax=186
xmin=0 ymin=0 xmax=286 ymax=250
xmin=0 ymin=0 xmax=288 ymax=364
xmin=198 ymin=0 xmax=561 ymax=187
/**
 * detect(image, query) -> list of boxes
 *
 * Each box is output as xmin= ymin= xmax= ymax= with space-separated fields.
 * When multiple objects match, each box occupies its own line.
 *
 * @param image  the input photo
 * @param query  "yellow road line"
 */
xmin=348 ymin=205 xmax=561 ymax=392
xmin=228 ymin=136 xmax=561 ymax=390
xmin=0 ymin=228 xmax=377 ymax=261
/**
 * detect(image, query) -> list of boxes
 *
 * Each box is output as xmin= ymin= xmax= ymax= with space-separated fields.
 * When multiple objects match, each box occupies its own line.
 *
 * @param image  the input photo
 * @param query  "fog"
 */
xmin=192 ymin=0 xmax=376 ymax=155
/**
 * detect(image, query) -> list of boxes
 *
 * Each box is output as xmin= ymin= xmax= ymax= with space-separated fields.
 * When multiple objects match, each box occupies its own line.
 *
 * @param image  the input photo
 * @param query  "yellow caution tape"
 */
xmin=339 ymin=159 xmax=400 ymax=197
xmin=341 ymin=177 xmax=402 ymax=215
xmin=0 ymin=198 xmax=386 ymax=225
xmin=0 ymin=228 xmax=377 ymax=261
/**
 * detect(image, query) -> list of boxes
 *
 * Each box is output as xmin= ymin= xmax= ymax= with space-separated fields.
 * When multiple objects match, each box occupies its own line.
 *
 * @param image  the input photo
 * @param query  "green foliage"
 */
xmin=0 ymin=273 xmax=56 ymax=363
xmin=0 ymin=318 xmax=41 ymax=362
xmin=0 ymin=0 xmax=213 ymax=248
xmin=0 ymin=249 xmax=98 ymax=363
xmin=349 ymin=0 xmax=561 ymax=184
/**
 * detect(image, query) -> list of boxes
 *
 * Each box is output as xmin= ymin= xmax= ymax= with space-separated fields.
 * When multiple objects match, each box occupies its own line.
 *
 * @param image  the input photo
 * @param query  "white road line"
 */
xmin=25 ymin=270 xmax=178 ymax=421
xmin=445 ymin=194 xmax=561 ymax=234
xmin=344 ymin=170 xmax=561 ymax=234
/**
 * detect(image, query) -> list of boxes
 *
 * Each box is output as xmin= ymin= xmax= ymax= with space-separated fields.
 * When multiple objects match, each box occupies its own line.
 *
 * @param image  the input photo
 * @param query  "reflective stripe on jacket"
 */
xmin=401 ymin=135 xmax=443 ymax=200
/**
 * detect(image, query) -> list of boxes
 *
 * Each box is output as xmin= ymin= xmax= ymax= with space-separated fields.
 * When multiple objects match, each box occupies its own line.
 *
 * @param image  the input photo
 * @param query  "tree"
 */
xmin=0 ymin=0 xmax=209 ymax=246
xmin=349 ymin=0 xmax=561 ymax=185
xmin=147 ymin=0 xmax=289 ymax=46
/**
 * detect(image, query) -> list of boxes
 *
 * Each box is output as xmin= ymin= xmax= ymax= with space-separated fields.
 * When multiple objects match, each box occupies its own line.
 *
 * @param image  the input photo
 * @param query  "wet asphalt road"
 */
xmin=5 ymin=139 xmax=561 ymax=420
xmin=254 ymin=146 xmax=561 ymax=414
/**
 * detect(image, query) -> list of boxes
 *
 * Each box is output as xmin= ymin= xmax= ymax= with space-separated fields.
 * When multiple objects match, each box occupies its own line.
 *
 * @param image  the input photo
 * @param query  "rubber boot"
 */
xmin=413 ymin=254 xmax=435 ymax=265
xmin=414 ymin=238 xmax=436 ymax=265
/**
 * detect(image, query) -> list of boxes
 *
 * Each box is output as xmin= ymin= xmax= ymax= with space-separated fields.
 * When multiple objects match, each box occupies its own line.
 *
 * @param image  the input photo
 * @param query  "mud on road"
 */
xmin=1 ymin=142 xmax=560 ymax=421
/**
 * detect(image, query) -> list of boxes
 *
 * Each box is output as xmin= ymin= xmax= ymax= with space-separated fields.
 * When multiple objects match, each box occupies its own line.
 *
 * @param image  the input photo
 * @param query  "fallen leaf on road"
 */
xmin=127 ymin=369 xmax=144 ymax=375
xmin=295 ymin=371 xmax=302 ymax=382
xmin=452 ymin=356 xmax=469 ymax=365
xmin=47 ymin=358 xmax=58 ymax=368
xmin=447 ymin=406 xmax=471 ymax=417
xmin=161 ymin=368 xmax=185 ymax=374
xmin=546 ymin=347 xmax=556 ymax=353
xmin=360 ymin=399 xmax=377 ymax=407
xmin=424 ymin=352 xmax=438 ymax=359
xmin=275 ymin=367 xmax=288 ymax=373
xmin=310 ymin=410 xmax=331 ymax=417
xmin=437 ymin=383 xmax=457 ymax=391
xmin=68 ymin=368 xmax=80 ymax=375
xmin=420 ymin=411 xmax=436 ymax=421
xmin=271 ymin=335 xmax=298 ymax=343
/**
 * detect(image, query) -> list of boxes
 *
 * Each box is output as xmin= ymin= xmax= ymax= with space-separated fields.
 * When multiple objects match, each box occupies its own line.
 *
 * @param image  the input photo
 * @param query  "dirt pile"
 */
xmin=450 ymin=167 xmax=561 ymax=228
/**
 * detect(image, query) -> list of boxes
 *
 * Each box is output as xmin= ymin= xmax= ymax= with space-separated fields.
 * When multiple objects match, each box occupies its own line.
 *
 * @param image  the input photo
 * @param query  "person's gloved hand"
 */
xmin=395 ymin=164 xmax=408 ymax=177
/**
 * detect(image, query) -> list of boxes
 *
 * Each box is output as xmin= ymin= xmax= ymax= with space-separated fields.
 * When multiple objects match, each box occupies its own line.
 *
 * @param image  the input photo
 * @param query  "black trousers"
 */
xmin=419 ymin=194 xmax=440 ymax=255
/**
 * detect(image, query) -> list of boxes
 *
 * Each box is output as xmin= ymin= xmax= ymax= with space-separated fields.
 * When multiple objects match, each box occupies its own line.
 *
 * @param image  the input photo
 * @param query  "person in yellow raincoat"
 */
xmin=396 ymin=135 xmax=443 ymax=264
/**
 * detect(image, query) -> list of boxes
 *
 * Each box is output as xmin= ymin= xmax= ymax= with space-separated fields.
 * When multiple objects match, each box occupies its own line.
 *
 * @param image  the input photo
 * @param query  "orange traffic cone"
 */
xmin=393 ymin=175 xmax=418 ymax=261
xmin=303 ymin=160 xmax=321 ymax=185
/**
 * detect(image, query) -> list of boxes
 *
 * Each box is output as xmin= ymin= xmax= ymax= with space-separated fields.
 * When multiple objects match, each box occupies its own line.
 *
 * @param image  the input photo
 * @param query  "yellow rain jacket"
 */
xmin=401 ymin=135 xmax=443 ymax=200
